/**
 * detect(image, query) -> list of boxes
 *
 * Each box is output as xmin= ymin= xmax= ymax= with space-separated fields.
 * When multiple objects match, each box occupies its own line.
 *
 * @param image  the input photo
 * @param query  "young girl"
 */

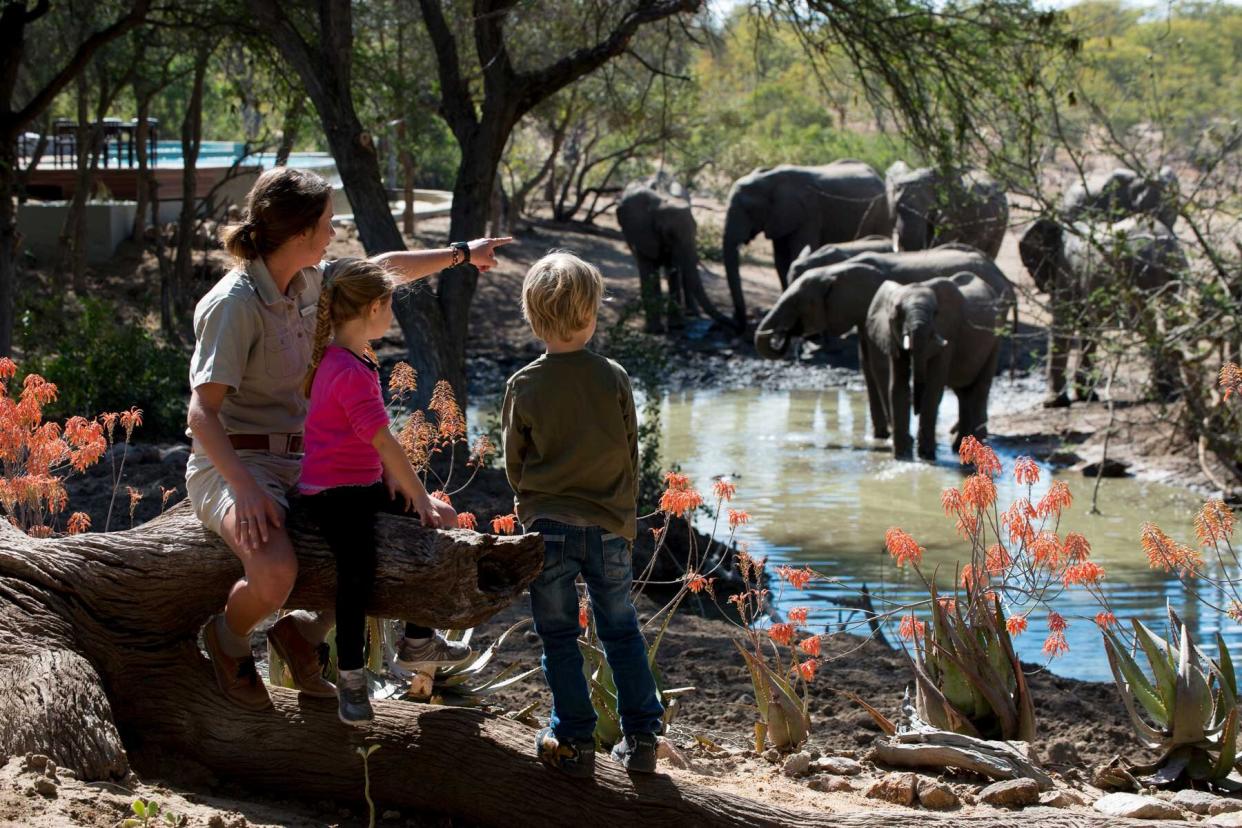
xmin=299 ymin=259 xmax=469 ymax=724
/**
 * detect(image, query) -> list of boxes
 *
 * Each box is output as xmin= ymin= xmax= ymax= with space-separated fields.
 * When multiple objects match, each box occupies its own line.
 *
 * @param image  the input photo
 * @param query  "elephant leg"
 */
xmin=859 ymin=338 xmax=891 ymax=439
xmin=890 ymin=354 xmax=914 ymax=460
xmin=636 ymin=256 xmax=664 ymax=333
xmin=953 ymin=345 xmax=1000 ymax=454
xmin=916 ymin=358 xmax=949 ymax=461
xmin=1075 ymin=337 xmax=1099 ymax=402
xmin=663 ymin=263 xmax=686 ymax=330
xmin=773 ymin=236 xmax=795 ymax=291
xmin=1044 ymin=311 xmax=1073 ymax=408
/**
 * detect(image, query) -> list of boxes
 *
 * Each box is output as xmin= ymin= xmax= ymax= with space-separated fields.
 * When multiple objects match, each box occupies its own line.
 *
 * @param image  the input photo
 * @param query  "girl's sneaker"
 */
xmin=611 ymin=733 xmax=659 ymax=773
xmin=392 ymin=632 xmax=473 ymax=677
xmin=337 ymin=669 xmax=374 ymax=726
xmin=535 ymin=727 xmax=595 ymax=778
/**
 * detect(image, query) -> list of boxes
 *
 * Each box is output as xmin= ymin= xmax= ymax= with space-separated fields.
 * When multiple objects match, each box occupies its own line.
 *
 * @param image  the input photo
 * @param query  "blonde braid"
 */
xmin=302 ymin=284 xmax=336 ymax=397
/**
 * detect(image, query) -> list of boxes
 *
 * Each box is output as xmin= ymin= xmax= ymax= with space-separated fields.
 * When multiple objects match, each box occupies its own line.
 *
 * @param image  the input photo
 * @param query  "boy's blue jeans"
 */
xmin=527 ymin=519 xmax=664 ymax=743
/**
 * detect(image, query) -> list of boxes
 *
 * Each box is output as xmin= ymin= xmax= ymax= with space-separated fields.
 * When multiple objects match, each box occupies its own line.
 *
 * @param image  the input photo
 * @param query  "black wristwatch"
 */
xmin=450 ymin=241 xmax=471 ymax=266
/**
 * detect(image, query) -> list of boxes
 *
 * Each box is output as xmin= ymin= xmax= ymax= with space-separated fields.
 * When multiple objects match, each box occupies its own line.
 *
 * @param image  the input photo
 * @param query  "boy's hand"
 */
xmin=468 ymin=237 xmax=512 ymax=272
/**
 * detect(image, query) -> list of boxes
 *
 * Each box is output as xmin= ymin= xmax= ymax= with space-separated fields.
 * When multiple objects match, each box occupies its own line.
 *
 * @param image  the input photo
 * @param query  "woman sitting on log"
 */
xmin=186 ymin=166 xmax=510 ymax=710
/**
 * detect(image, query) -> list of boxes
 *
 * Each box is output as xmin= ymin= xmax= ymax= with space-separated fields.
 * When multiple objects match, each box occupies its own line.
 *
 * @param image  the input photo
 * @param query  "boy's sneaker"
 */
xmin=392 ymin=632 xmax=473 ymax=677
xmin=535 ymin=727 xmax=595 ymax=778
xmin=611 ymin=733 xmax=659 ymax=773
xmin=337 ymin=669 xmax=374 ymax=727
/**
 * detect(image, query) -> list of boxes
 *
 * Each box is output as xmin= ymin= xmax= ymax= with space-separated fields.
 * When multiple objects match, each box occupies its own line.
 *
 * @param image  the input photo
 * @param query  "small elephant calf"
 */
xmin=864 ymin=272 xmax=1002 ymax=460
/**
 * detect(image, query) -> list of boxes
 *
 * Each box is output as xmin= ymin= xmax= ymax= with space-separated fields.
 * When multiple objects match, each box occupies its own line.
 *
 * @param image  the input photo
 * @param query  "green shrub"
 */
xmin=20 ymin=299 xmax=188 ymax=440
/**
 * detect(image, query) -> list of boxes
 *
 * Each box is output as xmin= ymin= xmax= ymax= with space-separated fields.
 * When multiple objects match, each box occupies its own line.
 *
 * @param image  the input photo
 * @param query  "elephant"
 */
xmin=754 ymin=245 xmax=1016 ymax=441
xmin=1060 ymin=166 xmax=1179 ymax=229
xmin=722 ymin=161 xmax=892 ymax=329
xmin=864 ymin=272 xmax=1002 ymax=460
xmin=787 ymin=235 xmax=893 ymax=283
xmin=1018 ymin=215 xmax=1186 ymax=407
xmin=616 ymin=177 xmax=730 ymax=333
xmin=885 ymin=162 xmax=1009 ymax=260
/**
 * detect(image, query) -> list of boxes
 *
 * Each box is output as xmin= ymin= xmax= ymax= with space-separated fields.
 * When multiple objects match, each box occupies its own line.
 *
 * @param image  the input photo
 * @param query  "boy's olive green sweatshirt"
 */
xmin=501 ymin=349 xmax=638 ymax=541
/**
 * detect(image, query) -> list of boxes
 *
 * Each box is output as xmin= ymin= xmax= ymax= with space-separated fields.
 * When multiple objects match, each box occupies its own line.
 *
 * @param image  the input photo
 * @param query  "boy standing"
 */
xmin=502 ymin=251 xmax=664 ymax=777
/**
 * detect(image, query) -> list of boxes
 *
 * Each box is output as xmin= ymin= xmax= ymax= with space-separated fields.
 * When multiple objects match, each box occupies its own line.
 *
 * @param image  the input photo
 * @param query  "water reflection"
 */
xmin=469 ymin=386 xmax=1226 ymax=683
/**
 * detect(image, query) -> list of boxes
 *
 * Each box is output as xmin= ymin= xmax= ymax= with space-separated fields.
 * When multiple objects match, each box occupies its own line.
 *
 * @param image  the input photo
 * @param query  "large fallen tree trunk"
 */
xmin=0 ymin=502 xmax=1159 ymax=826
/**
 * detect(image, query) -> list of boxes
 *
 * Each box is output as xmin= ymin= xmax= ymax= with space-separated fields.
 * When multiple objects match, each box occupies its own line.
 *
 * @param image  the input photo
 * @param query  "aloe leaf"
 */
xmin=469 ymin=665 xmax=541 ymax=695
xmin=736 ymin=643 xmax=771 ymax=724
xmin=1133 ymin=619 xmax=1177 ymax=716
xmin=1211 ymin=707 xmax=1239 ymax=781
xmin=1103 ymin=633 xmax=1170 ymax=748
xmin=1171 ymin=621 xmax=1210 ymax=746
xmin=1218 ymin=633 xmax=1238 ymax=706
xmin=646 ymin=598 xmax=680 ymax=673
xmin=909 ymin=649 xmax=981 ymax=737
xmin=1113 ymin=626 xmax=1171 ymax=728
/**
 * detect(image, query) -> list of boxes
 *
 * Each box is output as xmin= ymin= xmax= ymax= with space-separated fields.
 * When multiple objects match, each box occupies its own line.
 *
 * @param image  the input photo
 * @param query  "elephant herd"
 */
xmin=615 ymin=160 xmax=1185 ymax=461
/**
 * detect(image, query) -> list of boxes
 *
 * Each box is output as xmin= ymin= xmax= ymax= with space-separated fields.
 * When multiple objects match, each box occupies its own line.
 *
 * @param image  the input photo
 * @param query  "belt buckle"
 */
xmin=269 ymin=433 xmax=289 ymax=454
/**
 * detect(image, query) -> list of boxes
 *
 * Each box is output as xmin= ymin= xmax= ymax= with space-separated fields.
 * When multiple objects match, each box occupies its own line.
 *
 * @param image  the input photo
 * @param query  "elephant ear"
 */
xmin=1018 ymin=218 xmax=1063 ymax=293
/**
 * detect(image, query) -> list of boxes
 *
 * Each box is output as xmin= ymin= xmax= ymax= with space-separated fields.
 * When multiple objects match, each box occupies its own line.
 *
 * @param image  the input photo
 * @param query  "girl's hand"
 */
xmin=231 ymin=477 xmax=283 ymax=553
xmin=467 ymin=237 xmax=513 ymax=272
xmin=410 ymin=491 xmax=457 ymax=529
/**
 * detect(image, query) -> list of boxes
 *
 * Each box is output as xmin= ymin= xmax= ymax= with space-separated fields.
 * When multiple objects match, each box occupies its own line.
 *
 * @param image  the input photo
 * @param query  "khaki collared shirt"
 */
xmin=188 ymin=257 xmax=351 ymax=436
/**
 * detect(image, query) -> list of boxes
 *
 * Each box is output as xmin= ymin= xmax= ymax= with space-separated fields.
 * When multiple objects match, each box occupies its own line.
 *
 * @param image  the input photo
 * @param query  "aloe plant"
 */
xmin=736 ymin=641 xmax=810 ymax=750
xmin=578 ymin=601 xmax=695 ymax=748
xmin=908 ymin=587 xmax=1036 ymax=741
xmin=1101 ymin=606 xmax=1239 ymax=786
xmin=390 ymin=620 xmax=542 ymax=703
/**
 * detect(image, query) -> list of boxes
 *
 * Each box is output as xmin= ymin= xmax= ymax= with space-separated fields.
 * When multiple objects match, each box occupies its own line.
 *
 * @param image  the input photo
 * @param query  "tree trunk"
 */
xmin=274 ymin=95 xmax=304 ymax=168
xmin=0 ymin=144 xmax=17 ymax=356
xmin=0 ymin=501 xmax=1139 ymax=827
xmin=172 ymin=43 xmax=210 ymax=316
xmin=131 ymin=94 xmax=153 ymax=242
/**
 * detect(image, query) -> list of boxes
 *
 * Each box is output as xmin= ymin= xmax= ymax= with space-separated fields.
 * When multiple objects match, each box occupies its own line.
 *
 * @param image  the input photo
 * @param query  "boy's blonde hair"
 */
xmin=521 ymin=251 xmax=605 ymax=342
xmin=303 ymin=259 xmax=395 ymax=396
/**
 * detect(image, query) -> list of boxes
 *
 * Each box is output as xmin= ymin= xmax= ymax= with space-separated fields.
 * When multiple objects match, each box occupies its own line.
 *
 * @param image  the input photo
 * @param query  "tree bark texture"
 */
xmin=0 ymin=499 xmax=1168 ymax=826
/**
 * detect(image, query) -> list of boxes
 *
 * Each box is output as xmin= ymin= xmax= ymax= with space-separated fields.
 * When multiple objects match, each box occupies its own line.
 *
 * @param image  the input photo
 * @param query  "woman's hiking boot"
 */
xmin=267 ymin=615 xmax=337 ymax=697
xmin=203 ymin=615 xmax=271 ymax=711
xmin=611 ymin=733 xmax=659 ymax=773
xmin=535 ymin=727 xmax=595 ymax=778
xmin=391 ymin=632 xmax=473 ymax=678
xmin=336 ymin=669 xmax=374 ymax=726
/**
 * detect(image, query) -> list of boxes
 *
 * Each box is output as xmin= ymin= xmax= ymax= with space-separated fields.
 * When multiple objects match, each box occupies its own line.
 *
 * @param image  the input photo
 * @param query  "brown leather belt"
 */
xmin=191 ymin=433 xmax=303 ymax=455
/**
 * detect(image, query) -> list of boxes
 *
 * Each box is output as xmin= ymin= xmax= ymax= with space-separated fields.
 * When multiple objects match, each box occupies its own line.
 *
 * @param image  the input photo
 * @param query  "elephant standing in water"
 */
xmin=786 ymin=235 xmax=893 ymax=283
xmin=722 ymin=161 xmax=891 ymax=329
xmin=616 ymin=178 xmax=730 ymax=333
xmin=753 ymin=245 xmax=1016 ymax=442
xmin=1061 ymin=166 xmax=1179 ymax=228
xmin=865 ymin=273 xmax=1002 ymax=459
xmin=885 ymin=162 xmax=1009 ymax=260
xmin=1019 ymin=215 xmax=1186 ymax=407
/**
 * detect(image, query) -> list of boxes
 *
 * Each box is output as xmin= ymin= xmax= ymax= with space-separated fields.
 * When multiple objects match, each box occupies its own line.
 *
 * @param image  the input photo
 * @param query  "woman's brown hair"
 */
xmin=220 ymin=167 xmax=332 ymax=261
xmin=303 ymin=259 xmax=396 ymax=397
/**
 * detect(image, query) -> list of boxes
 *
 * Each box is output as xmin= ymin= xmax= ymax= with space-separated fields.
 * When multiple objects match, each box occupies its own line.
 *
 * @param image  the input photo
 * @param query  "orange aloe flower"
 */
xmin=1095 ymin=611 xmax=1118 ymax=629
xmin=941 ymin=487 xmax=965 ymax=518
xmin=1031 ymin=531 xmax=1065 ymax=568
xmin=160 ymin=487 xmax=177 ymax=511
xmin=457 ymin=512 xmax=478 ymax=531
xmin=1064 ymin=532 xmax=1091 ymax=562
xmin=127 ymin=486 xmax=142 ymax=520
xmin=431 ymin=490 xmax=452 ymax=505
xmin=799 ymin=636 xmax=822 ymax=657
xmin=1047 ymin=611 xmax=1067 ymax=632
xmin=1063 ymin=561 xmax=1105 ymax=587
xmin=1006 ymin=614 xmax=1028 ymax=636
xmin=1229 ymin=601 xmax=1242 ymax=624
xmin=958 ymin=436 xmax=1001 ymax=477
xmin=1043 ymin=631 xmax=1069 ymax=657
xmin=727 ymin=509 xmax=750 ymax=530
xmin=119 ymin=407 xmax=143 ymax=441
xmin=1194 ymin=500 xmax=1235 ymax=546
xmin=787 ymin=606 xmax=809 ymax=625
xmin=1001 ymin=498 xmax=1036 ymax=546
xmin=885 ymin=527 xmax=924 ymax=567
xmin=1220 ymin=363 xmax=1242 ymax=401
xmin=1035 ymin=480 xmax=1073 ymax=519
xmin=899 ymin=614 xmax=926 ymax=641
xmin=796 ymin=659 xmax=819 ymax=681
xmin=985 ymin=544 xmax=1011 ymax=575
xmin=686 ymin=572 xmax=711 ymax=594
xmin=0 ymin=357 xmax=16 ymax=379
xmin=1141 ymin=522 xmax=1202 ymax=575
xmin=491 ymin=513 xmax=517 ymax=535
xmin=66 ymin=512 xmax=91 ymax=535
xmin=777 ymin=565 xmax=814 ymax=590
xmin=1013 ymin=456 xmax=1040 ymax=487
xmin=579 ymin=599 xmax=590 ymax=629
xmin=712 ymin=478 xmax=736 ymax=502
xmin=962 ymin=473 xmax=997 ymax=510
xmin=768 ymin=622 xmax=796 ymax=647
xmin=388 ymin=362 xmax=417 ymax=396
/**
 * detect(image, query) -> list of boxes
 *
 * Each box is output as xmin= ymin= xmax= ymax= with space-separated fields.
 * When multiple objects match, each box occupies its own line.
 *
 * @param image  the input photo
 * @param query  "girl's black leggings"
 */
xmin=307 ymin=482 xmax=432 ymax=671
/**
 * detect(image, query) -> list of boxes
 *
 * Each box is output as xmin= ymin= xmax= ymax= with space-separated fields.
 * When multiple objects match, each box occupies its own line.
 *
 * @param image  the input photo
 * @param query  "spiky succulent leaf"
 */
xmin=1106 ymin=626 xmax=1170 ymax=728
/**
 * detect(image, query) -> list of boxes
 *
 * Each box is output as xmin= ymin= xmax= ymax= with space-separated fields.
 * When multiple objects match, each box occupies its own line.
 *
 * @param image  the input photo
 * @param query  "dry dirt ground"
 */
xmin=7 ymin=208 xmax=1228 ymax=826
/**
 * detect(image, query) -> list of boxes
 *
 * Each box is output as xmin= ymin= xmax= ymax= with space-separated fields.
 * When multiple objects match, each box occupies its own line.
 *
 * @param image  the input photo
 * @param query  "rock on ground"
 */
xmin=864 ymin=773 xmax=917 ymax=807
xmin=782 ymin=752 xmax=812 ymax=778
xmin=916 ymin=779 xmax=960 ymax=811
xmin=1094 ymin=792 xmax=1185 ymax=820
xmin=808 ymin=776 xmax=854 ymax=793
xmin=978 ymin=778 xmax=1040 ymax=809
xmin=811 ymin=756 xmax=862 ymax=776
xmin=1040 ymin=789 xmax=1090 ymax=808
xmin=1174 ymin=789 xmax=1224 ymax=815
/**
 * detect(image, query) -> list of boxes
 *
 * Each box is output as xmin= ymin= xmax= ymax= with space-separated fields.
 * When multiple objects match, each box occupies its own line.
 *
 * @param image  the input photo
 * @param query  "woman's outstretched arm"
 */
xmin=373 ymin=237 xmax=513 ymax=284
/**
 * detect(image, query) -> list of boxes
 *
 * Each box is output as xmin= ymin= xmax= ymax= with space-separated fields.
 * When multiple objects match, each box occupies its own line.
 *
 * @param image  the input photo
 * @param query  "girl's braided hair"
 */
xmin=303 ymin=258 xmax=396 ymax=397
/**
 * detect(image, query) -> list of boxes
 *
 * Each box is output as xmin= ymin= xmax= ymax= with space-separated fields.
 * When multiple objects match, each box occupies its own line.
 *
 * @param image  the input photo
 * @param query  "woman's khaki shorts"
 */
xmin=185 ymin=450 xmax=302 ymax=537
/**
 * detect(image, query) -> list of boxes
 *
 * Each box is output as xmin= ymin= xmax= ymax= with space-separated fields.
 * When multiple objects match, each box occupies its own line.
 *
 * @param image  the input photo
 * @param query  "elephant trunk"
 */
xmin=754 ymin=327 xmax=790 ymax=360
xmin=722 ymin=206 xmax=752 ymax=331
xmin=895 ymin=206 xmax=930 ymax=252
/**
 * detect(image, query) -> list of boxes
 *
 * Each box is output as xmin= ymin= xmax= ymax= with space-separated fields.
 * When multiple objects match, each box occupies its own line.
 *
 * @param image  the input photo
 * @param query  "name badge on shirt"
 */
xmin=300 ymin=304 xmax=317 ymax=318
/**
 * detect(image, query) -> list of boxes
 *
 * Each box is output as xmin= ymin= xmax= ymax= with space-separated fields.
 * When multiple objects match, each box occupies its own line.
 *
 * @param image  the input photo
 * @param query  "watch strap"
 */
xmin=451 ymin=241 xmax=471 ymax=265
